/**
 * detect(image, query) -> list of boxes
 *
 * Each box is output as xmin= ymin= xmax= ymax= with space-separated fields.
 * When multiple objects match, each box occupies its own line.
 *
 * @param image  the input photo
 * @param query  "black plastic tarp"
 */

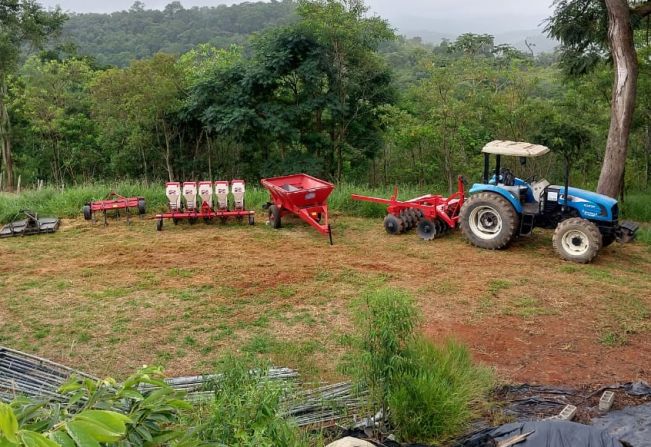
xmin=592 ymin=402 xmax=651 ymax=447
xmin=456 ymin=421 xmax=623 ymax=447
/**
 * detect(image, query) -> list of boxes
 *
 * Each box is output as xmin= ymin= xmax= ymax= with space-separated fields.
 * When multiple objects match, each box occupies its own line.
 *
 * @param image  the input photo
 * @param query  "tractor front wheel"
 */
xmin=460 ymin=192 xmax=519 ymax=249
xmin=553 ymin=218 xmax=602 ymax=263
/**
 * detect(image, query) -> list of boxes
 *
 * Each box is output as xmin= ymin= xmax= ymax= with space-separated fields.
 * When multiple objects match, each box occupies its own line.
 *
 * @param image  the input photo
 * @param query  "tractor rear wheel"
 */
xmin=268 ymin=205 xmax=282 ymax=229
xmin=460 ymin=192 xmax=519 ymax=249
xmin=383 ymin=214 xmax=404 ymax=235
xmin=553 ymin=217 xmax=602 ymax=263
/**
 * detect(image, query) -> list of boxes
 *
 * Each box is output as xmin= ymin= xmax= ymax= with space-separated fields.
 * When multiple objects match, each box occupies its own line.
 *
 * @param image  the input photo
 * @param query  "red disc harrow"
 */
xmin=351 ymin=176 xmax=465 ymax=240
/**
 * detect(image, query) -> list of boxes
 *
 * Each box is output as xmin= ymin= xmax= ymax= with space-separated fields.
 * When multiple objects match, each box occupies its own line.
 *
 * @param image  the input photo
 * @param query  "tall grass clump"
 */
xmin=621 ymin=192 xmax=651 ymax=222
xmin=191 ymin=355 xmax=308 ymax=447
xmin=352 ymin=287 xmax=494 ymax=444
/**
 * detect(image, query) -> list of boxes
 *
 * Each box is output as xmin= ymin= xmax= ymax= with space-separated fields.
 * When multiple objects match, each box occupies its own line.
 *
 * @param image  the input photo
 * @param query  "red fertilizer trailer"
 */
xmin=82 ymin=192 xmax=146 ymax=225
xmin=351 ymin=176 xmax=465 ymax=240
xmin=155 ymin=180 xmax=254 ymax=231
xmin=261 ymin=173 xmax=335 ymax=244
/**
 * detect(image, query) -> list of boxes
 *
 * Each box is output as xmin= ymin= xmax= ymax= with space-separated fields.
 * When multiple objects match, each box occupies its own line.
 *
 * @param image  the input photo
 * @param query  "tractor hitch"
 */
xmin=616 ymin=221 xmax=639 ymax=243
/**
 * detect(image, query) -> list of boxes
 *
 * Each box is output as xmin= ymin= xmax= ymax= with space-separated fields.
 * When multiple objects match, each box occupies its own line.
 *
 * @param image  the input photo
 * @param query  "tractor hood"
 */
xmin=552 ymin=185 xmax=618 ymax=221
xmin=555 ymin=186 xmax=618 ymax=208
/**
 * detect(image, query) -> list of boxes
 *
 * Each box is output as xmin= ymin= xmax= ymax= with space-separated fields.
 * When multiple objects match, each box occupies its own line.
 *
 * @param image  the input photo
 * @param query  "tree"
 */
xmin=297 ymin=0 xmax=395 ymax=180
xmin=11 ymin=56 xmax=98 ymax=184
xmin=91 ymin=54 xmax=183 ymax=181
xmin=547 ymin=0 xmax=651 ymax=198
xmin=0 ymin=0 xmax=66 ymax=191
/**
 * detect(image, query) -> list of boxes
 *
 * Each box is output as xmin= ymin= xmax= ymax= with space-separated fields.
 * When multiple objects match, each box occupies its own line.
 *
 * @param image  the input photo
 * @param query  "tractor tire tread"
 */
xmin=460 ymin=192 xmax=519 ymax=250
xmin=552 ymin=217 xmax=602 ymax=263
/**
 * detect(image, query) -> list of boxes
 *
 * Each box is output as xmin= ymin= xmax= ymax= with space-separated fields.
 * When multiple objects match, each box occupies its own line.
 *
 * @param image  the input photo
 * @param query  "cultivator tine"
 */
xmin=328 ymin=224 xmax=333 ymax=245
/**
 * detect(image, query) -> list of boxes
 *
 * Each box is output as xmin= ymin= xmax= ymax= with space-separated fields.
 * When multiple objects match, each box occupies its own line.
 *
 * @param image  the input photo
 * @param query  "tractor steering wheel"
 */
xmin=499 ymin=168 xmax=515 ymax=186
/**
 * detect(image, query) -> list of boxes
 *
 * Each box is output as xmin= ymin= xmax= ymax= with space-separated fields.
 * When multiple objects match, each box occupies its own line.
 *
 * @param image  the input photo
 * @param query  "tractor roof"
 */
xmin=481 ymin=140 xmax=550 ymax=157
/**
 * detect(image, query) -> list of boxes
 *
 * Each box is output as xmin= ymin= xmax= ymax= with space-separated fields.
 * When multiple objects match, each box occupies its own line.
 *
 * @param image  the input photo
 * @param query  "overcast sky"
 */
xmin=38 ymin=0 xmax=554 ymax=34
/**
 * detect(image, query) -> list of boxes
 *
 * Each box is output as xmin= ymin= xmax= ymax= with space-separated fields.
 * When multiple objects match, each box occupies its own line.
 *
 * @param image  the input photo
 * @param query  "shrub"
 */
xmin=0 ymin=366 xmax=192 ymax=446
xmin=388 ymin=339 xmax=494 ymax=443
xmin=352 ymin=287 xmax=494 ymax=444
xmin=353 ymin=287 xmax=420 ymax=427
xmin=193 ymin=355 xmax=307 ymax=447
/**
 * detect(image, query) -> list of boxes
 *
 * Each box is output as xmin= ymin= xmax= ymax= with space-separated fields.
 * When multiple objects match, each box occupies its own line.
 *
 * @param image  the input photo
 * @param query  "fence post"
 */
xmin=16 ymin=175 xmax=21 ymax=194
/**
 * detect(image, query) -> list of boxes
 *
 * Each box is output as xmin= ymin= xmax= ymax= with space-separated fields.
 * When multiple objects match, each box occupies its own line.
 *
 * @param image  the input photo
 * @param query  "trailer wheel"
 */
xmin=553 ymin=217 xmax=602 ymax=263
xmin=460 ymin=192 xmax=519 ymax=249
xmin=82 ymin=205 xmax=92 ymax=221
xmin=248 ymin=214 xmax=255 ymax=225
xmin=417 ymin=219 xmax=437 ymax=241
xmin=156 ymin=219 xmax=163 ymax=231
xmin=136 ymin=199 xmax=145 ymax=215
xmin=383 ymin=214 xmax=404 ymax=235
xmin=173 ymin=218 xmax=179 ymax=225
xmin=268 ymin=205 xmax=282 ymax=229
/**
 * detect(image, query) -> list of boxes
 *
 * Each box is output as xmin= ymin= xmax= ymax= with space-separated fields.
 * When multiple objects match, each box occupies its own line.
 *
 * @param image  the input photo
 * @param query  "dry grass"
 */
xmin=1 ymin=215 xmax=650 ymax=385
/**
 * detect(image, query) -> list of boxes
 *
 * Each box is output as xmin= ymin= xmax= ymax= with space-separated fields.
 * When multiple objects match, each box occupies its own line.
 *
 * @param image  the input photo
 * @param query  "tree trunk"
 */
xmin=598 ymin=0 xmax=638 ymax=198
xmin=0 ymin=82 xmax=15 ymax=192
xmin=645 ymin=123 xmax=651 ymax=188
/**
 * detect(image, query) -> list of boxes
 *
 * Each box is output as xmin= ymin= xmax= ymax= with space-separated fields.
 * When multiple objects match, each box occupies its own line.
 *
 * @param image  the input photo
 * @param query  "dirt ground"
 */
xmin=1 ymin=214 xmax=650 ymax=387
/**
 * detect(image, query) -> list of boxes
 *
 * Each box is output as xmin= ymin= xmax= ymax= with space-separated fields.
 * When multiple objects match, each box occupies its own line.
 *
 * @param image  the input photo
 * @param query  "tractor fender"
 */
xmin=468 ymin=184 xmax=523 ymax=214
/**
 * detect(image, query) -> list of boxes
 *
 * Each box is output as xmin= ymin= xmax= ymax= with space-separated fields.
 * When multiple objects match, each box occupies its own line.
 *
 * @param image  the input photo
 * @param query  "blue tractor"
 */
xmin=459 ymin=140 xmax=638 ymax=263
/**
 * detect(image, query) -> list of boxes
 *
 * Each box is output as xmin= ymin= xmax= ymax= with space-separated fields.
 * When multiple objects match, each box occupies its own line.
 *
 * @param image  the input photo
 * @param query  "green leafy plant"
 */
xmin=192 ymin=355 xmax=307 ymax=447
xmin=388 ymin=339 xmax=494 ymax=444
xmin=0 ymin=401 xmax=130 ymax=447
xmin=353 ymin=287 xmax=419 ymax=431
xmin=0 ymin=366 xmax=193 ymax=447
xmin=351 ymin=287 xmax=494 ymax=444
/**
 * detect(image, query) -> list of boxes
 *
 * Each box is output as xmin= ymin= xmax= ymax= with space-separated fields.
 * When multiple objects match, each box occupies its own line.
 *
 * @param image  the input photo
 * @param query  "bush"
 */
xmin=388 ymin=339 xmax=494 ymax=443
xmin=0 ymin=366 xmax=192 ymax=447
xmin=352 ymin=287 xmax=494 ymax=444
xmin=193 ymin=355 xmax=307 ymax=447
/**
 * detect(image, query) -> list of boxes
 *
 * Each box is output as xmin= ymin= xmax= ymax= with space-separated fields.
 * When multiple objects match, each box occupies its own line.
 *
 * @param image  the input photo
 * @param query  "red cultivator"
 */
xmin=82 ymin=192 xmax=146 ymax=225
xmin=351 ymin=176 xmax=465 ymax=240
xmin=155 ymin=180 xmax=254 ymax=231
xmin=261 ymin=173 xmax=335 ymax=244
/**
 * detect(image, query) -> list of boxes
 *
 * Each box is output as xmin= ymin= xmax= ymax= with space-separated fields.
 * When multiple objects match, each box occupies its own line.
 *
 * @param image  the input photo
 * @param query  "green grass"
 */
xmin=0 ymin=181 xmax=453 ymax=223
xmin=621 ymin=192 xmax=651 ymax=222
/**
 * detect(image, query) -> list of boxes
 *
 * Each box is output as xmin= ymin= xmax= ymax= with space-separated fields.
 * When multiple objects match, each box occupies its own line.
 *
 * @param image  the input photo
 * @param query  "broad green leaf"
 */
xmin=49 ymin=431 xmax=75 ymax=447
xmin=0 ymin=438 xmax=18 ymax=447
xmin=66 ymin=417 xmax=125 ymax=443
xmin=19 ymin=431 xmax=58 ymax=447
xmin=0 ymin=404 xmax=19 ymax=444
xmin=64 ymin=421 xmax=100 ymax=447
xmin=117 ymin=389 xmax=143 ymax=401
xmin=73 ymin=410 xmax=131 ymax=435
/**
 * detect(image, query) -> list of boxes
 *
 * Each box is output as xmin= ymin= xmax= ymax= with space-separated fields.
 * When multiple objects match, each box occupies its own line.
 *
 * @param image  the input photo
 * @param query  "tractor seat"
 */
xmin=531 ymin=179 xmax=550 ymax=202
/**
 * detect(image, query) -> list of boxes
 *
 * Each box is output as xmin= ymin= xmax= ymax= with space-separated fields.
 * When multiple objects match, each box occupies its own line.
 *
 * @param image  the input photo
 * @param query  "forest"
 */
xmin=1 ymin=0 xmax=650 ymax=196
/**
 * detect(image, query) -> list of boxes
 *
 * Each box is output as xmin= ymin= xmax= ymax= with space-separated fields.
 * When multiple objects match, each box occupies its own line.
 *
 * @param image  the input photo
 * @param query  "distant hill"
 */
xmin=61 ymin=0 xmax=297 ymax=67
xmin=399 ymin=28 xmax=557 ymax=55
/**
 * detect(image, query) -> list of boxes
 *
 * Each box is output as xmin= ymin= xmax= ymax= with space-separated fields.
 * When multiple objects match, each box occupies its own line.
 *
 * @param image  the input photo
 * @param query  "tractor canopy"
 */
xmin=482 ymin=140 xmax=550 ymax=157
